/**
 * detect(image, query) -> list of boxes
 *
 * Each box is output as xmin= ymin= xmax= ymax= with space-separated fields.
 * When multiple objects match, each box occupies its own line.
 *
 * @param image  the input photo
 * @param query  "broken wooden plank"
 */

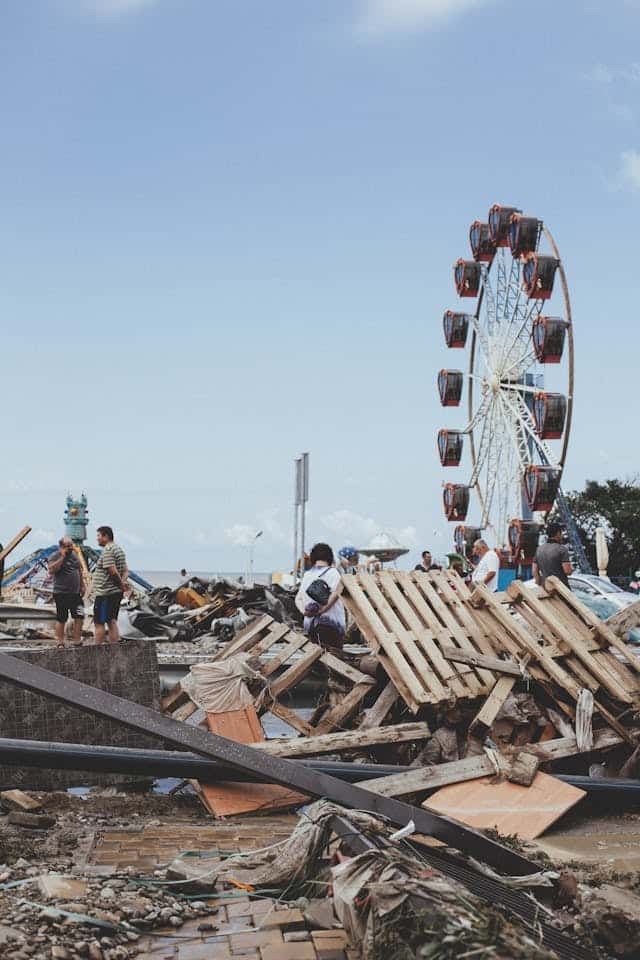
xmin=360 ymin=681 xmax=398 ymax=729
xmin=254 ymin=721 xmax=432 ymax=757
xmin=0 ymin=526 xmax=32 ymax=565
xmin=312 ymin=681 xmax=379 ymax=736
xmin=440 ymin=647 xmax=525 ymax=677
xmin=358 ymin=727 xmax=632 ymax=798
xmin=470 ymin=674 xmax=523 ymax=733
xmin=268 ymin=646 xmax=323 ymax=698
xmin=0 ymin=650 xmax=538 ymax=876
xmin=424 ymin=772 xmax=586 ymax=840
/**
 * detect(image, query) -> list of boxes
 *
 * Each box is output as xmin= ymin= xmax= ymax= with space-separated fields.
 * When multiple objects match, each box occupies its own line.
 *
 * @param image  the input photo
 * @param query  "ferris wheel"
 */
xmin=437 ymin=204 xmax=578 ymax=565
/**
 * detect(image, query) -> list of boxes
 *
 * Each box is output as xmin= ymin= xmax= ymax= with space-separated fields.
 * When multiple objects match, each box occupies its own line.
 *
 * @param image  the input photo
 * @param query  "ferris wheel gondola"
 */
xmin=437 ymin=204 xmax=574 ymax=557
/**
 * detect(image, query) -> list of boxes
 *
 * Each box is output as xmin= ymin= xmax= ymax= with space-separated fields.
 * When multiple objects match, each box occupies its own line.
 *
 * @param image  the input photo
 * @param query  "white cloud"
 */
xmin=585 ymin=63 xmax=614 ymax=85
xmin=618 ymin=150 xmax=640 ymax=192
xmin=224 ymin=524 xmax=262 ymax=548
xmin=356 ymin=0 xmax=490 ymax=35
xmin=321 ymin=509 xmax=418 ymax=549
xmin=31 ymin=529 xmax=56 ymax=546
xmin=257 ymin=508 xmax=288 ymax=545
xmin=81 ymin=0 xmax=157 ymax=17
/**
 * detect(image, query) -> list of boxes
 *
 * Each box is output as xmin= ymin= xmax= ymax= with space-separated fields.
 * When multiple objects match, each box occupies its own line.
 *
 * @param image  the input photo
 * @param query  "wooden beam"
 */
xmin=440 ymin=647 xmax=525 ymax=678
xmin=357 ymin=727 xmax=632 ymax=798
xmin=469 ymin=675 xmax=518 ymax=733
xmin=0 ymin=526 xmax=32 ymax=565
xmin=605 ymin=599 xmax=640 ymax=639
xmin=360 ymin=681 xmax=398 ymax=729
xmin=254 ymin=721 xmax=432 ymax=757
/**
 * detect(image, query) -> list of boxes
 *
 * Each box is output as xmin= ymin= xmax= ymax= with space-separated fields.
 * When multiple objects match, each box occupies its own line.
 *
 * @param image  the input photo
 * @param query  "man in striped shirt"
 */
xmin=93 ymin=525 xmax=128 ymax=644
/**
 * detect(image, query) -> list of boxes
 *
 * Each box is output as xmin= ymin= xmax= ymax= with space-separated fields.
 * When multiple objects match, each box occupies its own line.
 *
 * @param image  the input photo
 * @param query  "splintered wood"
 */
xmin=212 ymin=614 xmax=375 ymax=736
xmin=341 ymin=571 xmax=640 ymax=731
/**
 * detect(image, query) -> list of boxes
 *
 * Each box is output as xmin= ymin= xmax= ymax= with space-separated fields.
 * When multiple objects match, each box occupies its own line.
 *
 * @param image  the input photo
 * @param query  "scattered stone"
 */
xmin=1 ymin=791 xmax=42 ymax=812
xmin=7 ymin=812 xmax=56 ymax=830
xmin=99 ymin=887 xmax=116 ymax=902
xmin=51 ymin=946 xmax=70 ymax=958
xmin=37 ymin=875 xmax=88 ymax=902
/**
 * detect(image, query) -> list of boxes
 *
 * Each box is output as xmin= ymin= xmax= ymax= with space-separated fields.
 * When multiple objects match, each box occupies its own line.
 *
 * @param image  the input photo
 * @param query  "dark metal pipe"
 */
xmin=0 ymin=738 xmax=408 ymax=783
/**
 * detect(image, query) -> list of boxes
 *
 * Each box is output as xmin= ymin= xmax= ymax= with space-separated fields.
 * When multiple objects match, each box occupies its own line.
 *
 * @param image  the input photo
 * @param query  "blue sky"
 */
xmin=1 ymin=0 xmax=639 ymax=572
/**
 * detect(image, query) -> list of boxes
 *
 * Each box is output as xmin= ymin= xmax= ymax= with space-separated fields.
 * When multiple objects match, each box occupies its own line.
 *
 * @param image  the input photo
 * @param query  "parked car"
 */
xmin=567 ymin=574 xmax=640 ymax=612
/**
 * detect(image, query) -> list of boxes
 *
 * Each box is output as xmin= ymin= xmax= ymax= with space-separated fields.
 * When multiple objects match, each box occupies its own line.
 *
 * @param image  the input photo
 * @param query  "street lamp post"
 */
xmin=247 ymin=530 xmax=263 ymax=587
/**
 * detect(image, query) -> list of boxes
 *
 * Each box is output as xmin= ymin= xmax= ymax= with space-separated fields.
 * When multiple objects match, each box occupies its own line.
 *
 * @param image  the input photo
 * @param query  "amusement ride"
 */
xmin=437 ymin=204 xmax=590 ymax=574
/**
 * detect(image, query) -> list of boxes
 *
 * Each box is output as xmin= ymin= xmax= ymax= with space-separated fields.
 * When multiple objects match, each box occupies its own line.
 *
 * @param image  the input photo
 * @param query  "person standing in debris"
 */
xmin=471 ymin=539 xmax=500 ymax=592
xmin=295 ymin=542 xmax=346 ymax=651
xmin=533 ymin=522 xmax=573 ymax=588
xmin=337 ymin=545 xmax=359 ymax=575
xmin=48 ymin=537 xmax=86 ymax=648
xmin=93 ymin=526 xmax=129 ymax=644
xmin=414 ymin=550 xmax=441 ymax=573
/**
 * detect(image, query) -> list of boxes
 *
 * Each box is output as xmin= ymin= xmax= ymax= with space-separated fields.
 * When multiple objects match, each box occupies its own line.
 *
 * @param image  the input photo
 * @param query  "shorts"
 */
xmin=93 ymin=592 xmax=124 ymax=625
xmin=54 ymin=593 xmax=84 ymax=623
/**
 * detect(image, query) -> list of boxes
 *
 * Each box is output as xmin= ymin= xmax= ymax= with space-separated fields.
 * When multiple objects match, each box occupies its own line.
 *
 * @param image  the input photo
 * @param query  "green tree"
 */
xmin=558 ymin=478 xmax=640 ymax=579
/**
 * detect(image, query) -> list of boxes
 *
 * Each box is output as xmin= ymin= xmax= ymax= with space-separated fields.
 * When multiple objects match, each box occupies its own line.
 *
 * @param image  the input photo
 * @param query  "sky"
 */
xmin=1 ymin=0 xmax=639 ymax=573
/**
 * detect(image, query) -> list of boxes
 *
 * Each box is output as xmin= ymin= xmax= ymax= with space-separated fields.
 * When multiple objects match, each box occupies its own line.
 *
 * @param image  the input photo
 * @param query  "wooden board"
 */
xmin=423 ymin=771 xmax=586 ymax=840
xmin=196 ymin=707 xmax=307 ymax=817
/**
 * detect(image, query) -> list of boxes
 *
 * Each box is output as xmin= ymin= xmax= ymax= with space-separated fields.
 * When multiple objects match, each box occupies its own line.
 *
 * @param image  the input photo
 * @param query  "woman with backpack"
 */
xmin=295 ymin=542 xmax=346 ymax=651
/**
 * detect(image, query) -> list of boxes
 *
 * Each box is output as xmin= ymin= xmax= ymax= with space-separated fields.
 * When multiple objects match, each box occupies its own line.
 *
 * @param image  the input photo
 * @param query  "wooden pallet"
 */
xmin=341 ymin=570 xmax=502 ymax=711
xmin=213 ymin=615 xmax=376 ymax=736
xmin=341 ymin=571 xmax=640 ymax=730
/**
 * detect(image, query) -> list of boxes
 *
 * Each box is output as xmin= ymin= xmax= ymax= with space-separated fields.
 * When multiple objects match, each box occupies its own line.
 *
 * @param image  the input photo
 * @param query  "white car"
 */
xmin=566 ymin=574 xmax=639 ymax=612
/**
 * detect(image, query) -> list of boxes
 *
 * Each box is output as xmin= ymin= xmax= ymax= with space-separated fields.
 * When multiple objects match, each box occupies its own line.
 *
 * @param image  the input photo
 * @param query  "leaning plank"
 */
xmin=440 ymin=647 xmax=525 ymax=677
xmin=470 ymin=675 xmax=518 ymax=733
xmin=318 ymin=651 xmax=375 ymax=688
xmin=0 ymin=651 xmax=537 ymax=876
xmin=268 ymin=646 xmax=323 ymax=698
xmin=212 ymin=613 xmax=274 ymax=661
xmin=254 ymin=721 xmax=432 ymax=757
xmin=0 ymin=526 xmax=32 ymax=565
xmin=312 ymin=681 xmax=375 ymax=736
xmin=359 ymin=727 xmax=630 ymax=798
xmin=360 ymin=682 xmax=398 ymax=729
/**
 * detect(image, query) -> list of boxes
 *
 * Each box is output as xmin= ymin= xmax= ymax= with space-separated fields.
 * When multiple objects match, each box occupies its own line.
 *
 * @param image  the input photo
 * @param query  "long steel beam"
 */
xmin=0 ymin=651 xmax=538 ymax=876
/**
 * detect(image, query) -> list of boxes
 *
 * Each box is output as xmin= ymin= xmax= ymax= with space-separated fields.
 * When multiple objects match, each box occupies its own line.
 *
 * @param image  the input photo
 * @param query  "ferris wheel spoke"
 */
xmin=498 ymin=389 xmax=561 ymax=468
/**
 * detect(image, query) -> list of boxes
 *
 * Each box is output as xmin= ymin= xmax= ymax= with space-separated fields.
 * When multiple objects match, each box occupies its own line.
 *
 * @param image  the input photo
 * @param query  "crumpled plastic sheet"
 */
xmin=181 ymin=654 xmax=263 ymax=713
xmin=209 ymin=800 xmax=386 ymax=888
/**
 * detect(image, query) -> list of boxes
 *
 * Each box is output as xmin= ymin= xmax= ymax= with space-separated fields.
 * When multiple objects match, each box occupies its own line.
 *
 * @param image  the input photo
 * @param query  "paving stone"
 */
xmin=260 ymin=943 xmax=316 ymax=960
xmin=258 ymin=908 xmax=305 ymax=929
xmin=230 ymin=929 xmax=283 ymax=953
xmin=226 ymin=899 xmax=252 ymax=918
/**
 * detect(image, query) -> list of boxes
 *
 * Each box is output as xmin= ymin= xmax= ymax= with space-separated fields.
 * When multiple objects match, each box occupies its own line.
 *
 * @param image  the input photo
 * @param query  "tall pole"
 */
xmin=293 ymin=457 xmax=301 ymax=583
xmin=300 ymin=452 xmax=309 ymax=577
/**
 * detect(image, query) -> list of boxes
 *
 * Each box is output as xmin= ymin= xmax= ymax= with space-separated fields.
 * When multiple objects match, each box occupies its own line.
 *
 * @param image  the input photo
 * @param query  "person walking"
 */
xmin=471 ymin=539 xmax=500 ymax=592
xmin=295 ymin=542 xmax=346 ymax=651
xmin=93 ymin=526 xmax=128 ymax=644
xmin=48 ymin=537 xmax=86 ymax=647
xmin=533 ymin=522 xmax=573 ymax=588
xmin=414 ymin=550 xmax=441 ymax=573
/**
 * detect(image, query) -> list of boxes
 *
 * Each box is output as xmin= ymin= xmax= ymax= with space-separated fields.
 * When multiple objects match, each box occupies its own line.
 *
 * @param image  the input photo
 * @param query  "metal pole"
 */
xmin=300 ymin=452 xmax=309 ymax=576
xmin=293 ymin=457 xmax=301 ymax=583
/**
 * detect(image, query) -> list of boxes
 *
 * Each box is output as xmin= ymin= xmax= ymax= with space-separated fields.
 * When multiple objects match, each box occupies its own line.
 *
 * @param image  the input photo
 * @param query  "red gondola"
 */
xmin=443 ymin=484 xmax=470 ymax=521
xmin=454 ymin=259 xmax=481 ymax=297
xmin=508 ymin=519 xmax=541 ymax=564
xmin=508 ymin=215 xmax=541 ymax=257
xmin=454 ymin=524 xmax=482 ymax=557
xmin=443 ymin=310 xmax=469 ymax=348
xmin=532 ymin=316 xmax=569 ymax=363
xmin=469 ymin=221 xmax=496 ymax=263
xmin=488 ymin=204 xmax=521 ymax=246
xmin=438 ymin=429 xmax=463 ymax=467
xmin=522 ymin=254 xmax=559 ymax=300
xmin=522 ymin=465 xmax=561 ymax=512
xmin=438 ymin=369 xmax=463 ymax=407
xmin=533 ymin=392 xmax=567 ymax=439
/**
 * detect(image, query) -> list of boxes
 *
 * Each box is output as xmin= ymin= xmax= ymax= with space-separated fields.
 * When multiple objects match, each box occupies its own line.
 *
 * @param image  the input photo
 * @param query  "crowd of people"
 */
xmin=295 ymin=524 xmax=575 ymax=652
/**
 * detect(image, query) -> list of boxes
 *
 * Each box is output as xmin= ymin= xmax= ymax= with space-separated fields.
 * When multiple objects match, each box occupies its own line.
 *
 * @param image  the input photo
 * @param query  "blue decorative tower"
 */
xmin=64 ymin=493 xmax=89 ymax=544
